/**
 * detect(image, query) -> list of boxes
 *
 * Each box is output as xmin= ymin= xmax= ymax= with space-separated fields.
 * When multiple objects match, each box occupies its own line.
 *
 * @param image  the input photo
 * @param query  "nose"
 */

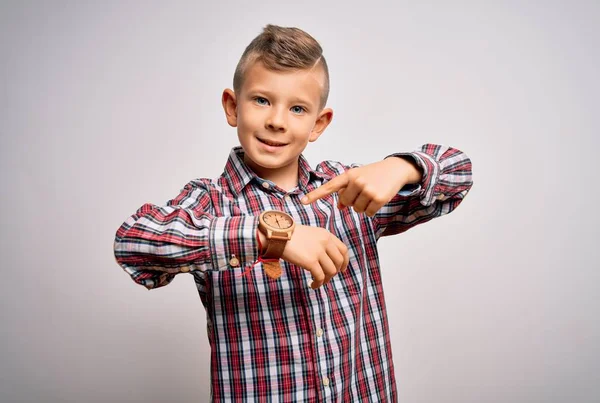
xmin=265 ymin=107 xmax=286 ymax=132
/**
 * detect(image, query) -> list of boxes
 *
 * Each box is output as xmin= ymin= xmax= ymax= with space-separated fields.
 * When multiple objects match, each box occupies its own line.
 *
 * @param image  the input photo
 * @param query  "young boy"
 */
xmin=114 ymin=24 xmax=473 ymax=402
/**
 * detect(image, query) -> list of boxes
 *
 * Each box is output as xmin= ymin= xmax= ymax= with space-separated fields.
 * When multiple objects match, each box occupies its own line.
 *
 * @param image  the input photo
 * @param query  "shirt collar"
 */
xmin=222 ymin=146 xmax=330 ymax=197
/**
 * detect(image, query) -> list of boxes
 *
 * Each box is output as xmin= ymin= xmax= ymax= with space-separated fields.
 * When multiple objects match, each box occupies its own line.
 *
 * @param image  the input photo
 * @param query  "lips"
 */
xmin=257 ymin=137 xmax=288 ymax=147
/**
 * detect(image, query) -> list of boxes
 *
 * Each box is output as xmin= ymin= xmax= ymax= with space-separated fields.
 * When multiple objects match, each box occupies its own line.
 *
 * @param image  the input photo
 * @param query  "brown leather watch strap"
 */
xmin=262 ymin=238 xmax=287 ymax=259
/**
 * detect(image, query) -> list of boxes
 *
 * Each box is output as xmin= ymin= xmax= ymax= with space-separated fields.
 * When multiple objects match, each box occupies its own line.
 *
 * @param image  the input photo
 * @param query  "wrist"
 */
xmin=257 ymin=228 xmax=267 ymax=255
xmin=387 ymin=156 xmax=422 ymax=185
xmin=257 ymin=210 xmax=295 ymax=262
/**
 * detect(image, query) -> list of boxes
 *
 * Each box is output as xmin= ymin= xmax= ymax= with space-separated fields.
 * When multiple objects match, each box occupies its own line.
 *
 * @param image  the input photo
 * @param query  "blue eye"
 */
xmin=291 ymin=106 xmax=305 ymax=114
xmin=255 ymin=97 xmax=269 ymax=105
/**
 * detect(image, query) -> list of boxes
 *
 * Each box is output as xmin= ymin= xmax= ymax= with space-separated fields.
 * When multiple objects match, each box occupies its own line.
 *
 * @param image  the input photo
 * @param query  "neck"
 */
xmin=244 ymin=155 xmax=299 ymax=192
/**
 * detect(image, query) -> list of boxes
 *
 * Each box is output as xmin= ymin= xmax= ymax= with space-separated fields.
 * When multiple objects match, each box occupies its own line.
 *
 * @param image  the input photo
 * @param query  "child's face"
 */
xmin=223 ymin=61 xmax=332 ymax=176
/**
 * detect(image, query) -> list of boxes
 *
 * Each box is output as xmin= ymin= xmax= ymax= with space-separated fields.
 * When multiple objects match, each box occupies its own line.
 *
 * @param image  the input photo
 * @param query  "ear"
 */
xmin=222 ymin=88 xmax=238 ymax=127
xmin=308 ymin=107 xmax=334 ymax=142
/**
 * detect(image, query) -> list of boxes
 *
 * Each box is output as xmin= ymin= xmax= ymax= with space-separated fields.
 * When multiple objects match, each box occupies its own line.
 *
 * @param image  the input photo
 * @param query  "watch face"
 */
xmin=263 ymin=211 xmax=293 ymax=230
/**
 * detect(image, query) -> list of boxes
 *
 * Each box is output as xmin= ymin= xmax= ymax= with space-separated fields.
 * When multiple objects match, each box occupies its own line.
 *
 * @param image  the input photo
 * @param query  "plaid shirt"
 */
xmin=114 ymin=144 xmax=473 ymax=402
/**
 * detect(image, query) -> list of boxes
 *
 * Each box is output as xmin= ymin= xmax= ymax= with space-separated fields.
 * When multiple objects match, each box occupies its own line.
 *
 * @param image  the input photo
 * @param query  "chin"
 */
xmin=250 ymin=148 xmax=302 ymax=172
xmin=250 ymin=153 xmax=289 ymax=169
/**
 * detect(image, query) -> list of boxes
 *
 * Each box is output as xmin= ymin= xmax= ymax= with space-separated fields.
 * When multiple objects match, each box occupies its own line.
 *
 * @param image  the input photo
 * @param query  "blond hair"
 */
xmin=233 ymin=24 xmax=330 ymax=109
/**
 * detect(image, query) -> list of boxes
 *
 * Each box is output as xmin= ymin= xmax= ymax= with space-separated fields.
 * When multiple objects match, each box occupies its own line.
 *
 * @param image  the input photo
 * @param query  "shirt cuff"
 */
xmin=209 ymin=215 xmax=259 ymax=271
xmin=385 ymin=151 xmax=440 ymax=206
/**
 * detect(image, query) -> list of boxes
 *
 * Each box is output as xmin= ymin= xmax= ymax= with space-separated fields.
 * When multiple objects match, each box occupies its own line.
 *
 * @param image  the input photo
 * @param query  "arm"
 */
xmin=374 ymin=143 xmax=473 ymax=238
xmin=113 ymin=181 xmax=259 ymax=290
xmin=302 ymin=144 xmax=473 ymax=239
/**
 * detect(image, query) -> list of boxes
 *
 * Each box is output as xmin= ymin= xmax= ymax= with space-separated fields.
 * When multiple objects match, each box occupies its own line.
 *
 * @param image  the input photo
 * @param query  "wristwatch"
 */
xmin=258 ymin=210 xmax=295 ymax=279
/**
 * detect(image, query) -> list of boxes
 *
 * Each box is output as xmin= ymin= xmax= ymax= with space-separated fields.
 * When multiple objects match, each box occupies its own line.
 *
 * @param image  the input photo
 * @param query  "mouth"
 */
xmin=257 ymin=137 xmax=289 ymax=147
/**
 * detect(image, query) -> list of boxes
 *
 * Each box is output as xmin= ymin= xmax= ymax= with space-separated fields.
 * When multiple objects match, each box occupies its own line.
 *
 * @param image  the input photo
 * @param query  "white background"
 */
xmin=1 ymin=1 xmax=598 ymax=402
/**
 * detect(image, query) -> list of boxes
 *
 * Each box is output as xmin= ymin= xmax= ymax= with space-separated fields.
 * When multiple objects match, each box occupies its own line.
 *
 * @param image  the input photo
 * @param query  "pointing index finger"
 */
xmin=301 ymin=173 xmax=349 ymax=204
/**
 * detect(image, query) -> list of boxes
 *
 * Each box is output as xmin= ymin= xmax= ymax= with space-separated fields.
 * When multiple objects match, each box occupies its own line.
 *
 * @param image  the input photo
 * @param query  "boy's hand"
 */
xmin=301 ymin=157 xmax=422 ymax=217
xmin=280 ymin=224 xmax=349 ymax=289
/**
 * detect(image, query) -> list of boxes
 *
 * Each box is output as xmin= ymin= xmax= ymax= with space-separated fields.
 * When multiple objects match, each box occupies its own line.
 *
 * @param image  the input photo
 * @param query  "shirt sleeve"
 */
xmin=374 ymin=143 xmax=473 ymax=238
xmin=113 ymin=181 xmax=259 ymax=290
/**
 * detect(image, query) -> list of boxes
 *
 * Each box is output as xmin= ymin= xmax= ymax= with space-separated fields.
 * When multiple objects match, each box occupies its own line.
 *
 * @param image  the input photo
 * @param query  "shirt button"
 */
xmin=284 ymin=194 xmax=291 ymax=201
xmin=316 ymin=328 xmax=323 ymax=338
xmin=262 ymin=182 xmax=271 ymax=189
xmin=322 ymin=376 xmax=330 ymax=386
xmin=180 ymin=266 xmax=190 ymax=273
xmin=436 ymin=193 xmax=445 ymax=200
xmin=229 ymin=255 xmax=240 ymax=267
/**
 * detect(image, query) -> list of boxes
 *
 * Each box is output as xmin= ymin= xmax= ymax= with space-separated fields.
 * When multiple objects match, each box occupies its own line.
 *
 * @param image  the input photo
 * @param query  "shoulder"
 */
xmin=181 ymin=177 xmax=215 ymax=192
xmin=166 ymin=178 xmax=215 ymax=208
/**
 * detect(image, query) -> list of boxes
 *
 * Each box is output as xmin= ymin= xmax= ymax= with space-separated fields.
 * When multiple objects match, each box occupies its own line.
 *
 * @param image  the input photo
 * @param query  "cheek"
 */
xmin=290 ymin=118 xmax=315 ymax=137
xmin=238 ymin=106 xmax=263 ymax=130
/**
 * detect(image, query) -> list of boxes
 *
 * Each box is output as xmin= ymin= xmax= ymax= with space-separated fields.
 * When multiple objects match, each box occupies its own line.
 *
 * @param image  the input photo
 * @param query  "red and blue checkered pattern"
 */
xmin=114 ymin=144 xmax=473 ymax=402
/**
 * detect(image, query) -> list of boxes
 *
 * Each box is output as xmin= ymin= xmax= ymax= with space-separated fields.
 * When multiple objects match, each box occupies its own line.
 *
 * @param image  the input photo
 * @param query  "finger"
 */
xmin=352 ymin=191 xmax=371 ymax=213
xmin=309 ymin=263 xmax=325 ymax=289
xmin=365 ymin=200 xmax=382 ymax=217
xmin=337 ymin=188 xmax=346 ymax=209
xmin=302 ymin=173 xmax=349 ymax=204
xmin=326 ymin=242 xmax=344 ymax=272
xmin=339 ymin=179 xmax=362 ymax=208
xmin=332 ymin=236 xmax=350 ymax=272
xmin=318 ymin=254 xmax=338 ymax=287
